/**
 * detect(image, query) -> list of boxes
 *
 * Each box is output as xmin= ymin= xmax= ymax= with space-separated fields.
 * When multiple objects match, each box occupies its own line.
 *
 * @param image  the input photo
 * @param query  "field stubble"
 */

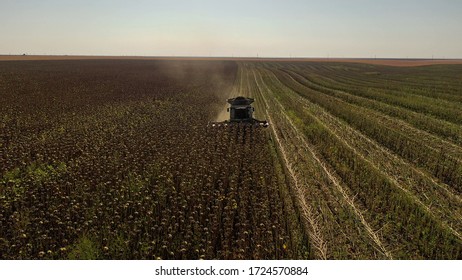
xmin=248 ymin=61 xmax=461 ymax=259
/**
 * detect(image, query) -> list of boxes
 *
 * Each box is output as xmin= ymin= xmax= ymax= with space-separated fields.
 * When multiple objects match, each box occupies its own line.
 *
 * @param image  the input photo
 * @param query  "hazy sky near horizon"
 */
xmin=1 ymin=0 xmax=461 ymax=58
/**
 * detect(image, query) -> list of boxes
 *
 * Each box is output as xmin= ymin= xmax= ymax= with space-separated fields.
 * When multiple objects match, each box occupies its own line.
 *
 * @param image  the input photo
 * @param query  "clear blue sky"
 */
xmin=1 ymin=0 xmax=461 ymax=58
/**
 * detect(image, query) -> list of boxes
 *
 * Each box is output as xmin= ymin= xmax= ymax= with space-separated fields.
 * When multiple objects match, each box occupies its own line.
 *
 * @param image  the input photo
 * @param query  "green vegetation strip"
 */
xmin=257 ymin=66 xmax=461 ymax=259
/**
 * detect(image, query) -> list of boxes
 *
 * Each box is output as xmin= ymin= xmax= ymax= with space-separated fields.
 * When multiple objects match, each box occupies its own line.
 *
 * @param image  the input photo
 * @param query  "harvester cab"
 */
xmin=209 ymin=96 xmax=269 ymax=127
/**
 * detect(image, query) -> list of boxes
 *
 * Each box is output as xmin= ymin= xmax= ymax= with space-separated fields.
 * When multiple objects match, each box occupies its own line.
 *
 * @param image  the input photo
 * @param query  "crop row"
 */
xmin=267 ymin=67 xmax=462 ymax=191
xmin=248 ymin=63 xmax=461 ymax=259
xmin=289 ymin=67 xmax=462 ymax=145
xmin=0 ymin=60 xmax=307 ymax=259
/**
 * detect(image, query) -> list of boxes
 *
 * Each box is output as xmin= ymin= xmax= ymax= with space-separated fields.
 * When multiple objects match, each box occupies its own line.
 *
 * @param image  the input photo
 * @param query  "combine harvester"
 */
xmin=209 ymin=96 xmax=269 ymax=128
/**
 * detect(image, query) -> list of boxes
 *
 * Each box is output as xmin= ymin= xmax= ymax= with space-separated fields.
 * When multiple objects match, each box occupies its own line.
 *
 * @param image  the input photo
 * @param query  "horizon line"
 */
xmin=1 ymin=54 xmax=462 ymax=60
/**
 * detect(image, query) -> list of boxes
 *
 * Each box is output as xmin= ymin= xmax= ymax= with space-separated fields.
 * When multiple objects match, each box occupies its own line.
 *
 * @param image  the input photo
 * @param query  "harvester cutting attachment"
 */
xmin=208 ymin=96 xmax=269 ymax=128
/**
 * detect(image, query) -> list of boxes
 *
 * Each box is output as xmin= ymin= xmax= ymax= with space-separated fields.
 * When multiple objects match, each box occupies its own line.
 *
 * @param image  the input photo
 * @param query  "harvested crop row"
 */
xmin=269 ymin=68 xmax=462 ymax=191
xmin=255 ymin=65 xmax=462 ymax=259
xmin=289 ymin=63 xmax=462 ymax=103
xmin=285 ymin=67 xmax=462 ymax=145
xmin=269 ymin=71 xmax=462 ymax=239
xmin=251 ymin=66 xmax=390 ymax=259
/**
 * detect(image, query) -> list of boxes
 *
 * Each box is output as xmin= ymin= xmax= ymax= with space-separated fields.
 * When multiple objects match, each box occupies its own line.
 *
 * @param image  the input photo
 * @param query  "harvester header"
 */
xmin=209 ymin=96 xmax=269 ymax=127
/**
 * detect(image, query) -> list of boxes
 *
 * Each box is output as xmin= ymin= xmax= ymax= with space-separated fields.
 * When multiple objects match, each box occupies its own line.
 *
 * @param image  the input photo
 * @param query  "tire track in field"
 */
xmin=243 ymin=65 xmax=330 ymax=258
xmin=249 ymin=69 xmax=328 ymax=259
xmin=252 ymin=67 xmax=393 ymax=259
xmin=267 ymin=116 xmax=328 ymax=259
